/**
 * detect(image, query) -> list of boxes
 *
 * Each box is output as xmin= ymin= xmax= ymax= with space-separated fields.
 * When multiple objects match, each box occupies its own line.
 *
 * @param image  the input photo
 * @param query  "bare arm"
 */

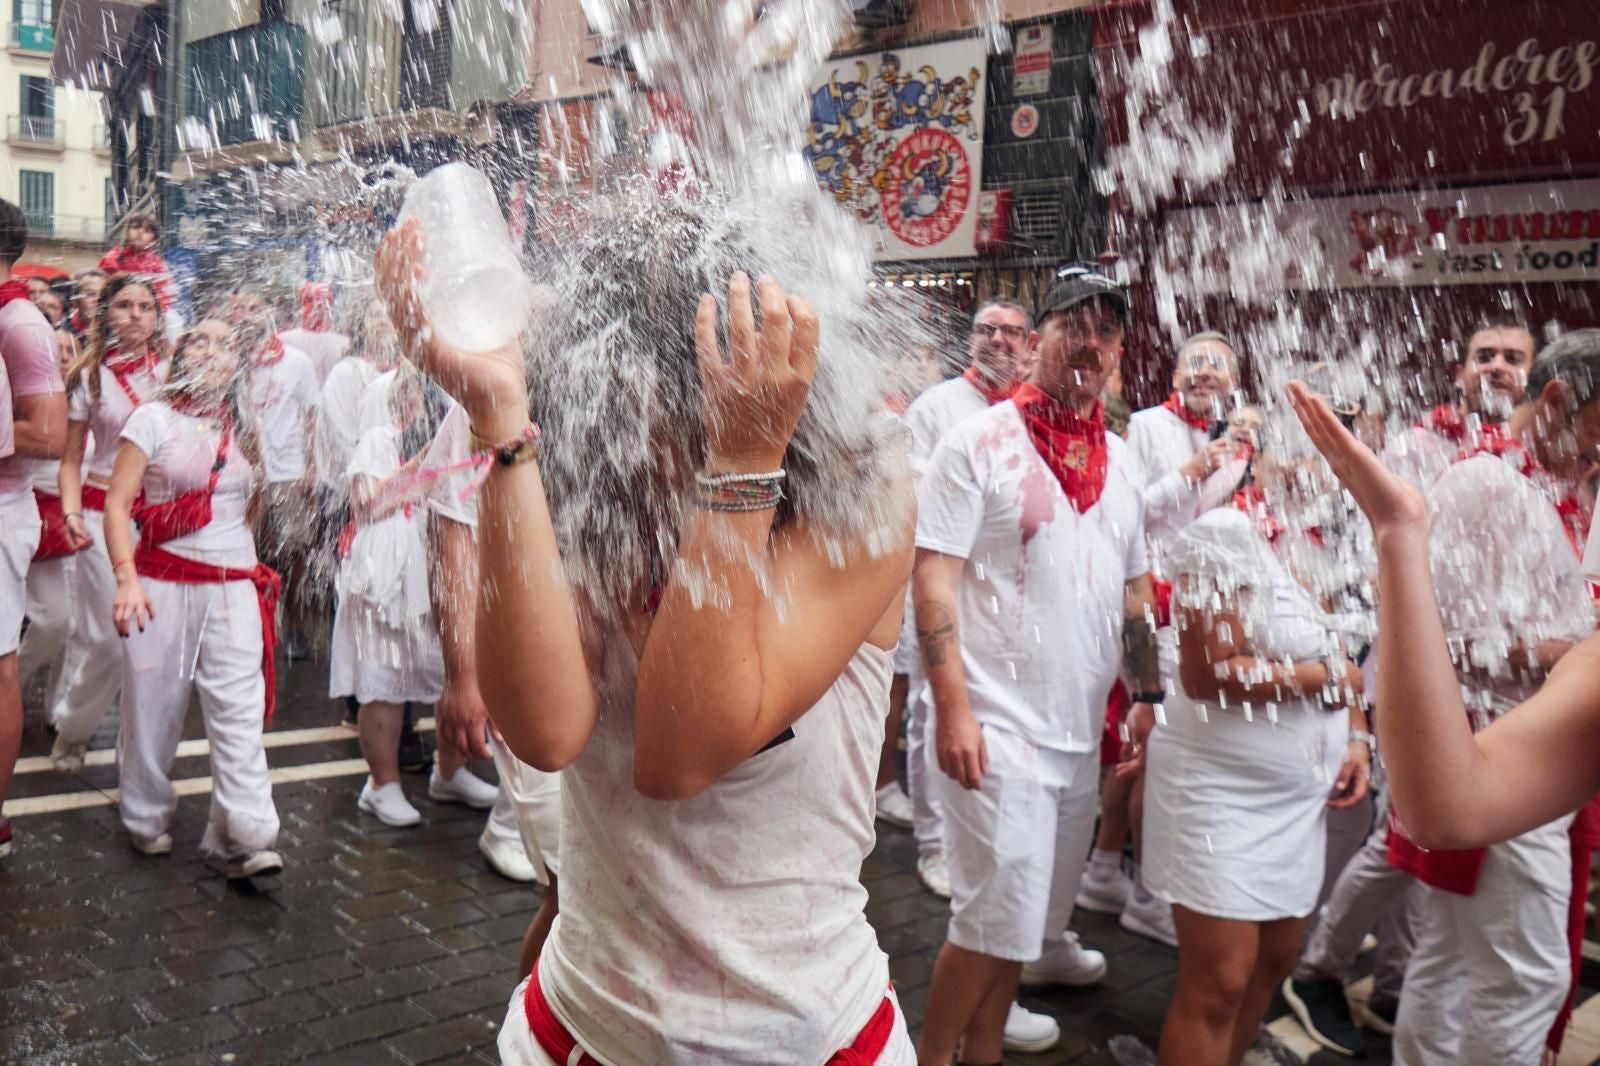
xmin=913 ymin=549 xmax=987 ymax=790
xmin=377 ymin=221 xmax=596 ymax=773
xmin=12 ymin=392 xmax=67 ymax=460
xmin=104 ymin=441 xmax=155 ymax=636
xmin=1122 ymin=573 xmax=1161 ymax=693
xmin=1176 ymin=604 xmax=1330 ymax=704
xmin=426 ymin=512 xmax=492 ymax=760
xmin=348 ymin=461 xmax=434 ymax=525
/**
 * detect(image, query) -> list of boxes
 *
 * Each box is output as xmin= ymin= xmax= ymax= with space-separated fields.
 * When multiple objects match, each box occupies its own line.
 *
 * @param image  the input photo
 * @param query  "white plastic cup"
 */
xmin=396 ymin=162 xmax=534 ymax=354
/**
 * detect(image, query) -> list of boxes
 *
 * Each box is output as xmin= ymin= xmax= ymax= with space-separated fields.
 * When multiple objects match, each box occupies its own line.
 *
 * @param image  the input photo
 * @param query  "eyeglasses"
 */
xmin=972 ymin=322 xmax=1027 ymax=341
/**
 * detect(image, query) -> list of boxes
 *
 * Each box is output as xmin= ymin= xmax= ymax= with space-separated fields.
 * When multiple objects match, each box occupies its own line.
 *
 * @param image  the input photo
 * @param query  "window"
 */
xmin=13 ymin=0 xmax=52 ymax=25
xmin=19 ymin=169 xmax=53 ymax=234
xmin=20 ymin=75 xmax=52 ymax=116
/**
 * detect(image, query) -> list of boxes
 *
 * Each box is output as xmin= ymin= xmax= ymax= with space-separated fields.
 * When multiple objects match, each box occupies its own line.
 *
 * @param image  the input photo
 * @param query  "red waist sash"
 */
xmin=81 ymin=483 xmax=108 ymax=513
xmin=132 ymin=543 xmax=281 ymax=725
xmin=523 ymin=960 xmax=897 ymax=1065
xmin=1384 ymin=808 xmax=1486 ymax=896
xmin=33 ymin=490 xmax=81 ymax=561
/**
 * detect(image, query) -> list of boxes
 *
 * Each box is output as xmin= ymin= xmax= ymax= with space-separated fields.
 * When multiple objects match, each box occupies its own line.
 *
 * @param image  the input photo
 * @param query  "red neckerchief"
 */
xmin=252 ymin=335 xmax=286 ymax=367
xmin=1419 ymin=403 xmax=1467 ymax=443
xmin=1162 ymin=391 xmax=1213 ymax=432
xmin=1454 ymin=423 xmax=1537 ymax=478
xmin=963 ymin=365 xmax=1014 ymax=406
xmin=0 ymin=279 xmax=30 ymax=307
xmin=167 ymin=389 xmax=227 ymax=421
xmin=105 ymin=348 xmax=158 ymax=407
xmin=1232 ymin=484 xmax=1324 ymax=547
xmin=1011 ymin=383 xmax=1109 ymax=514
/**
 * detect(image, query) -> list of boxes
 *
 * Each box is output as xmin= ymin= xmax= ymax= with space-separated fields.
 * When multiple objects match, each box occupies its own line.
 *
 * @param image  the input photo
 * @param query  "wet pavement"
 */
xmin=3 ymin=655 xmax=1592 ymax=1065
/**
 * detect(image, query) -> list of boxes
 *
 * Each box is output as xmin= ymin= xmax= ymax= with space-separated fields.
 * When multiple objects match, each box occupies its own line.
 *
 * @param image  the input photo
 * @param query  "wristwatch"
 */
xmin=1132 ymin=690 xmax=1166 ymax=705
xmin=1348 ymin=728 xmax=1376 ymax=754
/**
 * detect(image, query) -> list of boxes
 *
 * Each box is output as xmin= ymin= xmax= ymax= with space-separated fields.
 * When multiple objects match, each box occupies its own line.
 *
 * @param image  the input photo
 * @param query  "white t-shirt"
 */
xmin=69 ymin=360 xmax=168 ymax=484
xmin=1125 ymin=403 xmax=1247 ymax=579
xmin=245 ymin=344 xmax=318 ymax=484
xmin=424 ymin=402 xmax=479 ymax=530
xmin=1429 ymin=454 xmax=1594 ymax=725
xmin=903 ymin=375 xmax=990 ymax=481
xmin=1584 ymin=511 xmax=1600 ymax=585
xmin=1380 ymin=424 xmax=1460 ymax=493
xmin=313 ymin=356 xmax=378 ymax=495
xmin=277 ymin=327 xmax=348 ymax=383
xmin=341 ymin=423 xmax=430 ymax=625
xmin=120 ymin=402 xmax=257 ymax=568
xmin=0 ymin=295 xmax=59 ymax=499
xmin=916 ymin=401 xmax=1148 ymax=757
xmin=0 ymin=352 xmax=12 ymax=462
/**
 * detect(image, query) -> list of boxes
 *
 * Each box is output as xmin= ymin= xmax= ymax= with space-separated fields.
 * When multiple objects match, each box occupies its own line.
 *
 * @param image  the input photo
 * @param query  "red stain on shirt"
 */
xmin=1018 ymin=461 xmax=1057 ymax=544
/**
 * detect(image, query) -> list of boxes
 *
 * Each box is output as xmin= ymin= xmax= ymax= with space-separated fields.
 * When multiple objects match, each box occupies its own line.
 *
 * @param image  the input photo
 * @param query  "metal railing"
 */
xmin=9 ymin=22 xmax=53 ymax=52
xmin=19 ymin=213 xmax=114 ymax=243
xmin=7 ymin=114 xmax=62 ymax=145
xmin=185 ymin=21 xmax=306 ymax=147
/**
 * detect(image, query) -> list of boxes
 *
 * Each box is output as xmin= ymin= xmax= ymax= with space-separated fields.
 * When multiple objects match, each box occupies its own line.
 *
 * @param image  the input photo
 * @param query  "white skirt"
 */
xmin=1142 ymin=689 xmax=1346 ymax=921
xmin=328 ymin=596 xmax=444 ymax=705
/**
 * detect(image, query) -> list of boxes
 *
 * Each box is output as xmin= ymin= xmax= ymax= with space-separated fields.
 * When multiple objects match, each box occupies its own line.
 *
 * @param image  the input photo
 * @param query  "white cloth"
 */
xmin=423 ymin=402 xmax=479 ymax=529
xmin=916 ymin=401 xmax=1147 ymax=754
xmin=277 ymin=327 xmax=348 ymax=383
xmin=0 ymin=490 xmax=41 ymax=655
xmin=327 ymin=598 xmax=444 ymax=705
xmin=497 ymin=974 xmax=917 ymax=1066
xmin=68 ymin=361 xmax=167 ymax=483
xmin=120 ymin=403 xmax=257 ymax=568
xmin=31 ymin=457 xmax=60 ymax=496
xmin=118 ymin=576 xmax=278 ymax=857
xmin=313 ymin=356 xmax=378 ymax=496
xmin=1585 ymin=510 xmax=1600 ymax=584
xmin=50 ymin=508 xmax=126 ymax=743
xmin=941 ymin=736 xmax=1098 ymax=960
xmin=338 ymin=425 xmax=431 ymax=627
xmin=1381 ymin=424 xmax=1460 ymax=492
xmin=487 ymin=736 xmax=561 ymax=884
xmin=1393 ymin=812 xmax=1574 ymax=1066
xmin=1125 ymin=403 xmax=1245 ymax=580
xmin=19 ymin=555 xmax=77 ymax=707
xmin=1142 ymin=508 xmax=1348 ymax=921
xmin=540 ymin=642 xmax=897 ymax=1065
xmin=245 ymin=345 xmax=318 ymax=484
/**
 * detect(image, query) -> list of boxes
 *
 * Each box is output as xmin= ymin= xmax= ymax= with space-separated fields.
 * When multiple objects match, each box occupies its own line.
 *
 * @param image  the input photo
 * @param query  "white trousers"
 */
xmin=487 ymin=736 xmax=562 ymax=884
xmin=119 ymin=577 xmax=279 ymax=858
xmin=0 ymin=491 xmax=40 ymax=656
xmin=19 ymin=555 xmax=78 ymax=711
xmin=904 ymin=674 xmax=945 ymax=861
xmin=1393 ymin=813 xmax=1572 ymax=1066
xmin=52 ymin=508 xmax=127 ymax=743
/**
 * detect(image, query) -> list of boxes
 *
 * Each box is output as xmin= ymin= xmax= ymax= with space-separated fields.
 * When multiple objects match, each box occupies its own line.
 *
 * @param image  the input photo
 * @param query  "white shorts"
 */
xmin=491 ymin=737 xmax=562 ymax=883
xmin=0 ymin=491 xmax=42 ymax=656
xmin=939 ymin=728 xmax=1099 ymax=961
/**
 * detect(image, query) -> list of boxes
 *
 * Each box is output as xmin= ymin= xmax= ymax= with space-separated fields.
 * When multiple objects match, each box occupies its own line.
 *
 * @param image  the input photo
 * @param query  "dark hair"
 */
xmin=1527 ymin=329 xmax=1600 ymax=410
xmin=121 ymin=212 xmax=160 ymax=241
xmin=1461 ymin=315 xmax=1534 ymax=361
xmin=0 ymin=198 xmax=27 ymax=266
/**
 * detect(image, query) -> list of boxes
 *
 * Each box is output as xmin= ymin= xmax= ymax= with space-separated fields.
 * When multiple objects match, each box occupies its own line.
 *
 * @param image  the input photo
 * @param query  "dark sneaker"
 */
xmin=1361 ymin=998 xmax=1397 ymax=1035
xmin=1281 ymin=976 xmax=1365 ymax=1058
xmin=0 ymin=816 xmax=12 ymax=859
xmin=398 ymin=731 xmax=433 ymax=774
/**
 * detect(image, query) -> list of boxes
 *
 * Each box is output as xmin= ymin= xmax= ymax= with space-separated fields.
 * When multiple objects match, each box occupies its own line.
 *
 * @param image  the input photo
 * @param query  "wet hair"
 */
xmin=1461 ymin=315 xmax=1534 ymax=361
xmin=162 ymin=319 xmax=259 ymax=463
xmin=972 ymin=297 xmax=1033 ymax=332
xmin=1527 ymin=329 xmax=1600 ymax=410
xmin=68 ymin=274 xmax=167 ymax=403
xmin=0 ymin=198 xmax=27 ymax=267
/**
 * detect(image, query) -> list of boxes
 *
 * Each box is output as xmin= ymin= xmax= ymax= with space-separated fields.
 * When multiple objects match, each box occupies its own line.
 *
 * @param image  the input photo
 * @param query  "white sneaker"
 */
xmin=916 ymin=852 xmax=951 ymax=899
xmin=429 ymin=766 xmax=498 ymax=809
xmin=131 ymin=833 xmax=173 ymax=856
xmin=1120 ymin=887 xmax=1179 ymax=948
xmin=1002 ymin=1002 xmax=1061 ymax=1053
xmin=50 ymin=736 xmax=87 ymax=775
xmin=874 ymin=783 xmax=914 ymax=829
xmin=1076 ymin=862 xmax=1130 ymax=915
xmin=1022 ymin=932 xmax=1108 ymax=988
xmin=358 ymin=780 xmax=423 ymax=827
xmin=479 ymin=827 xmax=538 ymax=883
xmin=224 ymin=850 xmax=284 ymax=879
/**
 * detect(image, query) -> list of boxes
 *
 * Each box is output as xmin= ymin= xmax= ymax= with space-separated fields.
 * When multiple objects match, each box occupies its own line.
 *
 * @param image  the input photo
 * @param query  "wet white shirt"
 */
xmin=313 ymin=356 xmax=378 ymax=496
xmin=1125 ymin=403 xmax=1247 ymax=579
xmin=120 ymin=402 xmax=257 ymax=568
xmin=69 ymin=361 xmax=167 ymax=484
xmin=245 ymin=344 xmax=318 ymax=484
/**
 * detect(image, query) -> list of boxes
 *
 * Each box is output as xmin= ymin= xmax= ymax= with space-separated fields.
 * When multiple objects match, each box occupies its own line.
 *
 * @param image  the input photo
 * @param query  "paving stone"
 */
xmin=304 ymin=1001 xmax=431 ymax=1051
xmin=7 ymin=902 xmax=107 ymax=932
xmin=125 ymin=1013 xmax=242 ymax=1059
xmin=161 ymin=947 xmax=257 ymax=983
xmin=231 ymin=989 xmax=332 ymax=1031
xmin=422 ymin=948 xmax=500 ymax=985
xmin=341 ymin=914 xmax=422 ymax=945
xmin=338 ymin=891 xmax=422 ymax=922
xmin=314 ymin=965 xmax=438 ymax=1012
xmin=251 ymin=952 xmax=364 ymax=995
xmin=425 ymin=926 xmax=490 ymax=954
xmin=53 ymin=964 xmax=174 ymax=1005
xmin=412 ymin=974 xmax=513 ymax=1021
xmin=406 ymin=901 xmax=489 ymax=934
xmin=402 ymin=880 xmax=477 ymax=907
xmin=142 ymin=974 xmax=265 ymax=1020
xmin=58 ymin=997 xmax=159 ymax=1043
xmin=385 ymin=1014 xmax=500 ymax=1064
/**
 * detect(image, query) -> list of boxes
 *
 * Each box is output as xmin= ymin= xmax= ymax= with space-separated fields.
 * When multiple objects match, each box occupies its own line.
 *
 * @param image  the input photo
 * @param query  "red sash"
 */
xmin=962 ymin=365 xmax=1014 ymax=406
xmin=1162 ymin=391 xmax=1213 ymax=432
xmin=1384 ymin=807 xmax=1486 ymax=895
xmin=81 ymin=483 xmax=108 ymax=513
xmin=32 ymin=490 xmax=80 ymax=561
xmin=1418 ymin=403 xmax=1466 ymax=443
xmin=252 ymin=335 xmax=286 ymax=367
xmin=132 ymin=543 xmax=280 ymax=724
xmin=1012 ymin=384 xmax=1109 ymax=514
xmin=132 ymin=417 xmax=231 ymax=547
xmin=522 ymin=960 xmax=897 ymax=1065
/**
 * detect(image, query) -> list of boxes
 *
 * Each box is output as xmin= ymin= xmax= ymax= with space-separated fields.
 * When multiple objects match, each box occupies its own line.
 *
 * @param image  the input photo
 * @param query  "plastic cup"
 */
xmin=396 ymin=163 xmax=534 ymax=354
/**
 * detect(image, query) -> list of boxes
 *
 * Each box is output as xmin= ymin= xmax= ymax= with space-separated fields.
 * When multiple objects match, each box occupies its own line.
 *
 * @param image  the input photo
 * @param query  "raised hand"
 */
xmin=694 ymin=272 xmax=818 ymax=471
xmin=1286 ymin=381 xmax=1427 ymax=536
xmin=374 ymin=219 xmax=528 ymax=442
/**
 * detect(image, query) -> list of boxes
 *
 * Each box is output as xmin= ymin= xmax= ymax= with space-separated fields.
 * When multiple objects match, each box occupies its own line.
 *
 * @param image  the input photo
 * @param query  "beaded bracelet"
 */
xmin=694 ymin=469 xmax=785 ymax=512
xmin=469 ymin=423 xmax=542 ymax=468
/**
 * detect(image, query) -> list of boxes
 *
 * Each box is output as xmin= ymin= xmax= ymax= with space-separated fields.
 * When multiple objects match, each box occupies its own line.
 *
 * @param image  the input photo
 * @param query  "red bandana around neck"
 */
xmin=1011 ymin=383 xmax=1109 ymax=514
xmin=253 ymin=335 xmax=286 ymax=367
xmin=1233 ymin=485 xmax=1325 ymax=547
xmin=1419 ymin=403 xmax=1467 ymax=443
xmin=105 ymin=348 xmax=159 ymax=406
xmin=167 ymin=389 xmax=228 ymax=422
xmin=0 ymin=279 xmax=31 ymax=307
xmin=1162 ymin=391 xmax=1214 ymax=433
xmin=963 ymin=365 xmax=1014 ymax=406
xmin=1454 ymin=422 xmax=1536 ymax=478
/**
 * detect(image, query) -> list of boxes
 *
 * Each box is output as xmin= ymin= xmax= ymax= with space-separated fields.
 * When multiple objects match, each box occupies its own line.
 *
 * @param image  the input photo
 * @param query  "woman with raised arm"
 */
xmin=376 ymin=198 xmax=917 ymax=1065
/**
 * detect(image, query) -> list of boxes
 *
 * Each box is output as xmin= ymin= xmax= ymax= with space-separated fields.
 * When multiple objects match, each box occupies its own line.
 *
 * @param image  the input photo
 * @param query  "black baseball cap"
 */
xmin=1036 ymin=263 xmax=1129 ymax=325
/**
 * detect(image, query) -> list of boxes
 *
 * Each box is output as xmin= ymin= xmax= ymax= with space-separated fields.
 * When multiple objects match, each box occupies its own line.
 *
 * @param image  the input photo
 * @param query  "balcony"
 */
xmin=185 ymin=21 xmax=306 ymax=148
xmin=9 ymin=21 xmax=53 ymax=53
xmin=21 ymin=213 xmax=113 ymax=244
xmin=307 ymin=4 xmax=453 ymax=130
xmin=7 ymin=114 xmax=64 ymax=150
xmin=93 ymin=124 xmax=112 ymax=155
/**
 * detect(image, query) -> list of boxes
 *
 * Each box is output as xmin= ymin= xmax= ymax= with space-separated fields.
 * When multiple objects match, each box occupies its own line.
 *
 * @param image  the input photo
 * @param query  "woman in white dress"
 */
xmin=375 ymin=190 xmax=918 ymax=1064
xmin=1137 ymin=445 xmax=1372 ymax=1066
xmin=331 ymin=365 xmax=495 ymax=829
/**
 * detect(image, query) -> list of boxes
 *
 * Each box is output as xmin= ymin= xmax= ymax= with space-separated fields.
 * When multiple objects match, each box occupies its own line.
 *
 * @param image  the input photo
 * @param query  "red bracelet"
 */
xmin=470 ymin=422 xmax=541 ymax=467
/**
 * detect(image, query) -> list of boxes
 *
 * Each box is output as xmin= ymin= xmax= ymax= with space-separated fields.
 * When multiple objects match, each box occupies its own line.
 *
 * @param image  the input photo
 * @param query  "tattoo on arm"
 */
xmin=916 ymin=602 xmax=957 ymax=669
xmin=1123 ymin=611 xmax=1160 ymax=691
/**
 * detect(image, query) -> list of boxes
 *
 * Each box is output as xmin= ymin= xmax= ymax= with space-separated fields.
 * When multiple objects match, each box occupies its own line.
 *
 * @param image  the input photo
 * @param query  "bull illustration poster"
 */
xmin=805 ymin=36 xmax=988 ymax=262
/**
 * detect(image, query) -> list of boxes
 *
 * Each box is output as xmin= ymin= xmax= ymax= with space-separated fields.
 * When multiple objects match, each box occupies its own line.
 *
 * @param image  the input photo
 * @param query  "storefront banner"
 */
xmin=1164 ymin=178 xmax=1600 ymax=293
xmin=804 ymin=37 xmax=988 ymax=262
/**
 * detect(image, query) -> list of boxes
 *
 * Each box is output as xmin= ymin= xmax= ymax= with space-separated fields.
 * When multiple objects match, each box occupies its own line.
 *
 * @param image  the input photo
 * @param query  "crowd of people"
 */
xmin=3 ymin=182 xmax=1600 ymax=1066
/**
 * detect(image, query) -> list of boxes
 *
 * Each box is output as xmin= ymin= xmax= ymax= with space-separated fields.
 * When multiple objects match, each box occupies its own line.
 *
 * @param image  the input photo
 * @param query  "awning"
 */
xmin=50 ymin=0 xmax=157 ymax=91
xmin=12 ymin=262 xmax=71 ymax=281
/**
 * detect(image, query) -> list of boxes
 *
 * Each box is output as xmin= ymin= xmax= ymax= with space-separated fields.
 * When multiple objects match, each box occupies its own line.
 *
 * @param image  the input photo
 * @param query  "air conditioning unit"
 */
xmin=850 ymin=0 xmax=912 ymax=29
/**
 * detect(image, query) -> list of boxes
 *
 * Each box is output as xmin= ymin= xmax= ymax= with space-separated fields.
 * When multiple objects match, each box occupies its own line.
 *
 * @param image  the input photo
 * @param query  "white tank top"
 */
xmin=541 ymin=639 xmax=895 ymax=1065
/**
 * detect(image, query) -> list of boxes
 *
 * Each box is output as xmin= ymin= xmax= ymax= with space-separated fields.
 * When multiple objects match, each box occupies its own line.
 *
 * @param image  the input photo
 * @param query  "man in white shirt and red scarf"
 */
xmin=913 ymin=266 xmax=1160 ymax=1065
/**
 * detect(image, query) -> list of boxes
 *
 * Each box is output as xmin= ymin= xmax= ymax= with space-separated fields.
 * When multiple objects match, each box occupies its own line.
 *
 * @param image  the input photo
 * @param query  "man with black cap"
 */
xmin=912 ymin=265 xmax=1161 ymax=1065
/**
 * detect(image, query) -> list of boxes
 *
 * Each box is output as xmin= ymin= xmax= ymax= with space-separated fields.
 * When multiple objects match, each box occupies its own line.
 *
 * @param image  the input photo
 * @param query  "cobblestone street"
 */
xmin=4 ymin=657 xmax=1597 ymax=1065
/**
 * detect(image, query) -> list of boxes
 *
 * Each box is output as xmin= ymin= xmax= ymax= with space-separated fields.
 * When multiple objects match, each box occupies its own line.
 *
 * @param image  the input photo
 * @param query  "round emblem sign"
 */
xmin=879 ymin=128 xmax=973 ymax=249
xmin=1011 ymin=104 xmax=1040 ymax=139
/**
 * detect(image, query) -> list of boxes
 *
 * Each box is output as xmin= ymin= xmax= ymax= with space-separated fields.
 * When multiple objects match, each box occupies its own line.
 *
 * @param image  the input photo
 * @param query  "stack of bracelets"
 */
xmin=694 ymin=470 xmax=786 ymax=512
